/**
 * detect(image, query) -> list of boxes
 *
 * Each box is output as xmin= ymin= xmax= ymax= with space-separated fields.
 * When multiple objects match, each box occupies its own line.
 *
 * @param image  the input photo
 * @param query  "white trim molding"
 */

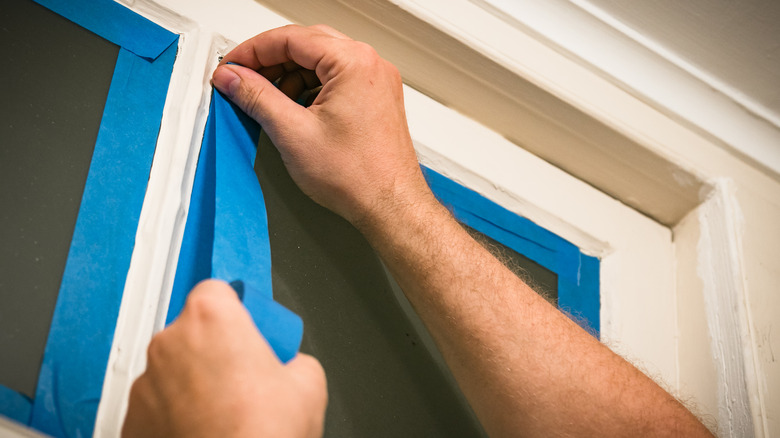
xmin=92 ymin=1 xmax=292 ymax=435
xmin=256 ymin=0 xmax=713 ymax=226
xmin=257 ymin=0 xmax=780 ymax=228
xmin=93 ymin=4 xmax=224 ymax=436
xmin=0 ymin=417 xmax=47 ymax=438
xmin=478 ymin=0 xmax=780 ymax=182
xmin=697 ymin=180 xmax=767 ymax=438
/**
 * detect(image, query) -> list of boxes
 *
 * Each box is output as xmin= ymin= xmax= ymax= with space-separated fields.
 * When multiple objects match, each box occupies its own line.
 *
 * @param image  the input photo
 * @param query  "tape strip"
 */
xmin=0 ymin=386 xmax=31 ymax=426
xmin=26 ymin=41 xmax=178 ymax=438
xmin=0 ymin=1 xmax=177 ymax=435
xmin=167 ymin=91 xmax=303 ymax=363
xmin=32 ymin=0 xmax=177 ymax=60
xmin=421 ymin=166 xmax=600 ymax=335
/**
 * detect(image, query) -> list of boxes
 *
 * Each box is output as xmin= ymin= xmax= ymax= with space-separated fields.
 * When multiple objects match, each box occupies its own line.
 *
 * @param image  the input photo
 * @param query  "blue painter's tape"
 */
xmin=168 ymin=91 xmax=303 ymax=363
xmin=0 ymin=384 xmax=32 ymax=425
xmin=33 ymin=0 xmax=177 ymax=60
xmin=211 ymin=92 xmax=272 ymax=297
xmin=421 ymin=166 xmax=600 ymax=336
xmin=229 ymin=282 xmax=304 ymax=364
xmin=166 ymin=103 xmax=217 ymax=324
xmin=28 ymin=41 xmax=177 ymax=438
xmin=558 ymin=253 xmax=600 ymax=335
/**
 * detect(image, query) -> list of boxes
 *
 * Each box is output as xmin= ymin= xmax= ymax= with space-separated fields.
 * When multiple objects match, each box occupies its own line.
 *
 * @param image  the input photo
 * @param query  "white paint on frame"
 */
xmin=475 ymin=0 xmax=780 ymax=180
xmin=93 ymin=14 xmax=223 ymax=438
xmin=92 ymin=1 xmax=291 ymax=435
xmin=0 ymin=417 xmax=47 ymax=438
xmin=697 ymin=180 xmax=767 ymax=438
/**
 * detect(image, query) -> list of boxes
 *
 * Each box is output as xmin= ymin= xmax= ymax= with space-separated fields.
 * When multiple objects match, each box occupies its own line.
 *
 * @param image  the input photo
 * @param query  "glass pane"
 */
xmin=256 ymin=133 xmax=488 ymax=438
xmin=0 ymin=0 xmax=119 ymax=398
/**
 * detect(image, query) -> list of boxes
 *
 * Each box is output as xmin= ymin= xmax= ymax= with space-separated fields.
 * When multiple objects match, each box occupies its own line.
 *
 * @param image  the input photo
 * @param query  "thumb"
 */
xmin=286 ymin=353 xmax=327 ymax=391
xmin=285 ymin=353 xmax=328 ymax=430
xmin=212 ymin=64 xmax=308 ymax=135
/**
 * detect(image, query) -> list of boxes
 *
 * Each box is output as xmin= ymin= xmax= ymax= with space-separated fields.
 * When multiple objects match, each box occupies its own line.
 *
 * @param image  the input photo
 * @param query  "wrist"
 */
xmin=352 ymin=171 xmax=451 ymax=247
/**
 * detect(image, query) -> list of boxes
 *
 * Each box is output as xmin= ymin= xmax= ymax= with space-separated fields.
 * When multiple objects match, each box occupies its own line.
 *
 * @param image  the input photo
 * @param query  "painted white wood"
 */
xmin=579 ymin=0 xmax=780 ymax=128
xmin=0 ymin=417 xmax=47 ymax=438
xmin=256 ymin=0 xmax=709 ymax=226
xmin=5 ymin=1 xmax=773 ymax=438
xmin=93 ymin=7 xmax=221 ymax=437
xmin=697 ymin=181 xmax=766 ymax=438
xmin=672 ymin=210 xmax=719 ymax=431
xmin=91 ymin=2 xmax=290 ymax=436
xmin=477 ymin=0 xmax=780 ymax=179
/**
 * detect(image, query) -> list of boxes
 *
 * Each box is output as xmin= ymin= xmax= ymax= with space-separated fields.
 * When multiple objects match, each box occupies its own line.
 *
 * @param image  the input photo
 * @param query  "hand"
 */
xmin=212 ymin=24 xmax=434 ymax=226
xmin=122 ymin=280 xmax=327 ymax=438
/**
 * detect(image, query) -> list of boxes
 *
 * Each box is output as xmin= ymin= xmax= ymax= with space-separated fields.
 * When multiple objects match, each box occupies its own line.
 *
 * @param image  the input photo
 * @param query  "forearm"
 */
xmin=357 ymin=181 xmax=712 ymax=438
xmin=211 ymin=24 xmax=712 ymax=437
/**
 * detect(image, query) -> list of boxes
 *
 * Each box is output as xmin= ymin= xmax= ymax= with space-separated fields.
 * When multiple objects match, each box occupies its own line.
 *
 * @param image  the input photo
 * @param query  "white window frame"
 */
xmin=97 ymin=0 xmax=751 ymax=435
xmin=3 ymin=0 xmax=765 ymax=436
xmin=245 ymin=1 xmax=768 ymax=435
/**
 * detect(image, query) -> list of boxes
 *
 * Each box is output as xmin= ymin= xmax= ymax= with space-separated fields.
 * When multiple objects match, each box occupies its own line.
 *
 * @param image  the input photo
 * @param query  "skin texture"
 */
xmin=124 ymin=24 xmax=714 ymax=437
xmin=122 ymin=280 xmax=327 ymax=438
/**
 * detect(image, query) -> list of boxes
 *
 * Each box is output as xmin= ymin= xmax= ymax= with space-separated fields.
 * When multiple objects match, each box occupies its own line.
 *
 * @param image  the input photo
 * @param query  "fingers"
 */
xmin=278 ymin=69 xmax=321 ymax=101
xmin=286 ymin=353 xmax=327 ymax=393
xmin=285 ymin=353 xmax=328 ymax=436
xmin=257 ymin=63 xmax=286 ymax=82
xmin=308 ymin=24 xmax=350 ymax=39
xmin=219 ymin=24 xmax=348 ymax=84
xmin=172 ymin=279 xmax=261 ymax=350
xmin=180 ymin=278 xmax=245 ymax=324
xmin=212 ymin=63 xmax=310 ymax=133
xmin=122 ymin=375 xmax=164 ymax=438
xmin=187 ymin=278 xmax=240 ymax=302
xmin=125 ymin=277 xmax=327 ymax=437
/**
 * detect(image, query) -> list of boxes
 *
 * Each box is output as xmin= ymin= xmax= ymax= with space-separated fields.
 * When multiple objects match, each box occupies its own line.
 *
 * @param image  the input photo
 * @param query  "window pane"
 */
xmin=256 ymin=133 xmax=488 ymax=438
xmin=0 ymin=0 xmax=119 ymax=398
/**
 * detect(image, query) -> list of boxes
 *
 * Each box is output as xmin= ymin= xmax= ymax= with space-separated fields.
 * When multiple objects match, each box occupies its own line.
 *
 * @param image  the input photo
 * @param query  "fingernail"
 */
xmin=213 ymin=66 xmax=241 ymax=97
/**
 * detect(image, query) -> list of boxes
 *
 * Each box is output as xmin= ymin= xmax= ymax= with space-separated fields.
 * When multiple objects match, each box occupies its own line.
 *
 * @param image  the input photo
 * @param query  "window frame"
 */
xmin=93 ymin=0 xmax=775 ymax=434
xmin=0 ymin=0 xmax=747 ymax=436
xmin=93 ymin=1 xmax=682 ymax=436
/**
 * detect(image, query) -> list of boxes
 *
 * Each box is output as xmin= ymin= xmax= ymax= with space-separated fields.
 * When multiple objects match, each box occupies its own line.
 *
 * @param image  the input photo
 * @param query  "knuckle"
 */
xmin=383 ymin=60 xmax=402 ymax=83
xmin=345 ymin=42 xmax=401 ymax=81
xmin=295 ymin=355 xmax=328 ymax=404
xmin=309 ymin=24 xmax=348 ymax=40
xmin=146 ymin=333 xmax=167 ymax=366
xmin=185 ymin=279 xmax=236 ymax=320
xmin=128 ymin=373 xmax=149 ymax=398
xmin=309 ymin=23 xmax=333 ymax=33
xmin=351 ymin=41 xmax=379 ymax=62
xmin=184 ymin=291 xmax=221 ymax=322
xmin=281 ymin=23 xmax=302 ymax=32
